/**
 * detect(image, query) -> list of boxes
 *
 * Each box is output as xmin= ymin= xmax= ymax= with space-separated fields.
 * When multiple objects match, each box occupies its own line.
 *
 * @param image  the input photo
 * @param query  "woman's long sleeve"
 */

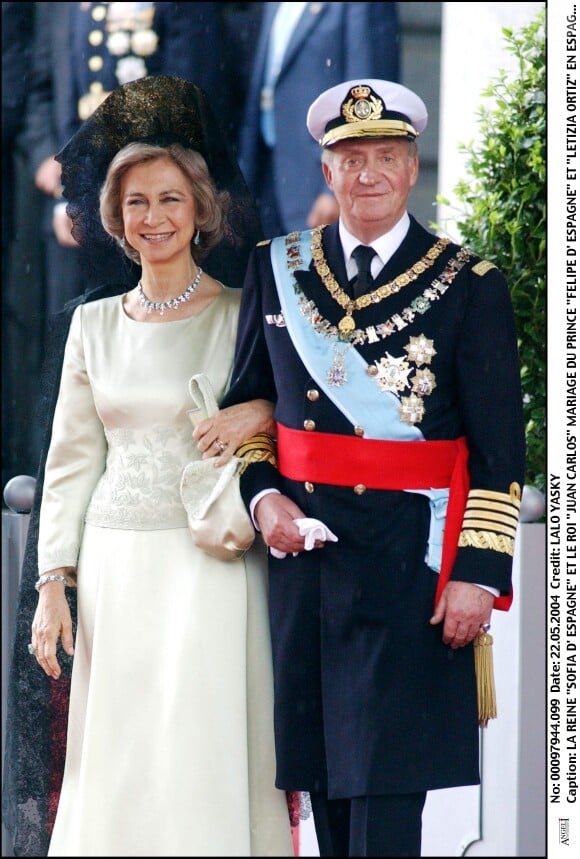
xmin=38 ymin=305 xmax=107 ymax=574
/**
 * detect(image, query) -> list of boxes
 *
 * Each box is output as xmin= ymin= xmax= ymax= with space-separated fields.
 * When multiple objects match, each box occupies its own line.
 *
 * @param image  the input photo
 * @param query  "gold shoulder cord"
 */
xmin=311 ymin=226 xmax=450 ymax=335
xmin=235 ymin=434 xmax=277 ymax=474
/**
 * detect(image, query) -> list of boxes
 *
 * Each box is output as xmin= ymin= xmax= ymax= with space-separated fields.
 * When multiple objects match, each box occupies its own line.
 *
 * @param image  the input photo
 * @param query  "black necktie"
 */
xmin=351 ymin=245 xmax=376 ymax=299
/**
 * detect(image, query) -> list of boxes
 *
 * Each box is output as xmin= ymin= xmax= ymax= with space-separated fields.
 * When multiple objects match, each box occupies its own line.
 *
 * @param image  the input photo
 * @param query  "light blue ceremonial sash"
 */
xmin=270 ymin=231 xmax=449 ymax=572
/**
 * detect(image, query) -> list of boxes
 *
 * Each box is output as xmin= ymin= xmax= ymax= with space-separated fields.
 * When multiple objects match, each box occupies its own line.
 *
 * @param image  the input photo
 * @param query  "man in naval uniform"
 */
xmin=218 ymin=79 xmax=526 ymax=856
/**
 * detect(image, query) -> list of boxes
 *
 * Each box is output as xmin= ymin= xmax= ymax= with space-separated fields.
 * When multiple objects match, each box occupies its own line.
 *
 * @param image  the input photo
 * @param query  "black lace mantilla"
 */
xmin=56 ymin=75 xmax=262 ymax=290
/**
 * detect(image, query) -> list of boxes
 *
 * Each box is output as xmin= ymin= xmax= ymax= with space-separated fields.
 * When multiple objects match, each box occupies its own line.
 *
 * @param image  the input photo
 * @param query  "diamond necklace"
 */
xmin=137 ymin=266 xmax=203 ymax=316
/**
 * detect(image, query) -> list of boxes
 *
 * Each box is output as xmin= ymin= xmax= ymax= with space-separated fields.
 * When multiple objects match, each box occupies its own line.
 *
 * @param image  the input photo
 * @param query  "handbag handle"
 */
xmin=187 ymin=373 xmax=219 ymax=427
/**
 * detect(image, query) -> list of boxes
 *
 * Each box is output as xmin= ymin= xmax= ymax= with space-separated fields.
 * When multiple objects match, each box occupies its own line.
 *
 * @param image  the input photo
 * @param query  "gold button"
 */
xmin=305 ymin=482 xmax=315 ymax=493
xmin=354 ymin=484 xmax=367 ymax=495
xmin=354 ymin=425 xmax=365 ymax=437
xmin=367 ymin=364 xmax=378 ymax=376
xmin=92 ymin=5 xmax=107 ymax=21
xmin=306 ymin=388 xmax=320 ymax=402
xmin=510 ymin=482 xmax=522 ymax=501
xmin=88 ymin=55 xmax=104 ymax=72
xmin=89 ymin=29 xmax=104 ymax=46
xmin=303 ymin=419 xmax=316 ymax=432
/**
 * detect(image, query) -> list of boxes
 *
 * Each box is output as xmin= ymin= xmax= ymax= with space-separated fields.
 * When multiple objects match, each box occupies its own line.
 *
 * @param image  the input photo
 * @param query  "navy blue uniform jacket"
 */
xmin=222 ymin=217 xmax=526 ymax=798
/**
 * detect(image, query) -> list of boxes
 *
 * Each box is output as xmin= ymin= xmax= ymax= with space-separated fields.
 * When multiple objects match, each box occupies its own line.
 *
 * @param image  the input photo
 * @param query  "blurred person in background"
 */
xmin=28 ymin=1 xmax=228 ymax=293
xmin=236 ymin=2 xmax=400 ymax=238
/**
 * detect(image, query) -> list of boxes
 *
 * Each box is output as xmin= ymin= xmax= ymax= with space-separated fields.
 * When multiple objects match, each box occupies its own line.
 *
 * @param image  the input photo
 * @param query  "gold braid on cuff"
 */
xmin=235 ymin=434 xmax=277 ymax=475
xmin=458 ymin=483 xmax=521 ymax=557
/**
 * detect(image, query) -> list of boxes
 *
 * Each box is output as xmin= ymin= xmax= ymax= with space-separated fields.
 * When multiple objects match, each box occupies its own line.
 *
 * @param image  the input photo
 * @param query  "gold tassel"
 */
xmin=474 ymin=632 xmax=497 ymax=727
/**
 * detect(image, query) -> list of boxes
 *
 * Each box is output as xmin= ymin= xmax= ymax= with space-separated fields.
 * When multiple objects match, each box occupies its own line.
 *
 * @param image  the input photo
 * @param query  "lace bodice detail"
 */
xmin=86 ymin=424 xmax=195 ymax=529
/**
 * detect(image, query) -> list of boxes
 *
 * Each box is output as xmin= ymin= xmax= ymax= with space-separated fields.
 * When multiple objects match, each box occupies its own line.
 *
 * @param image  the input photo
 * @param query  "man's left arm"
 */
xmin=452 ymin=262 xmax=527 ymax=595
xmin=432 ymin=261 xmax=526 ymax=646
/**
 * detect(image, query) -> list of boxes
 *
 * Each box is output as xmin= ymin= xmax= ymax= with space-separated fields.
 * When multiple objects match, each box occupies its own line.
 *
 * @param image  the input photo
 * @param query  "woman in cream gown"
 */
xmin=3 ymin=77 xmax=294 ymax=858
xmin=43 ymin=290 xmax=291 ymax=857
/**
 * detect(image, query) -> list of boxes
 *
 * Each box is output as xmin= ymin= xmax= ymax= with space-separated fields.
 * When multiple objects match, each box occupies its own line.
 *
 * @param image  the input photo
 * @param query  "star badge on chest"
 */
xmin=371 ymin=352 xmax=412 ymax=394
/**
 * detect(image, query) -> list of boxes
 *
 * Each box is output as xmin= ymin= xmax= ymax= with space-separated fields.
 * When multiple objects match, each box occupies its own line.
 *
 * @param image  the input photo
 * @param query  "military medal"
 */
xmin=338 ymin=310 xmax=356 ymax=335
xmin=326 ymin=346 xmax=349 ymax=386
xmin=370 ymin=353 xmax=411 ymax=394
xmin=411 ymin=368 xmax=437 ymax=396
xmin=404 ymin=334 xmax=437 ymax=365
xmin=363 ymin=335 xmax=438 ymax=425
xmin=280 ymin=229 xmax=451 ymax=420
xmin=399 ymin=394 xmax=426 ymax=425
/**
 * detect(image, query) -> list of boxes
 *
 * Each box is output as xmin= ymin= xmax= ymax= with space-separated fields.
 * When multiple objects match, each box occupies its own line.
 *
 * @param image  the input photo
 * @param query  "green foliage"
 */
xmin=435 ymin=9 xmax=546 ymax=496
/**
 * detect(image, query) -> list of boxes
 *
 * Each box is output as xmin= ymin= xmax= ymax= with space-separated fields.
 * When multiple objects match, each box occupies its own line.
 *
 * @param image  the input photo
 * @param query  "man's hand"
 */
xmin=430 ymin=581 xmax=494 ymax=649
xmin=254 ymin=493 xmax=308 ymax=556
xmin=35 ymin=156 xmax=63 ymax=196
xmin=306 ymin=192 xmax=339 ymax=228
xmin=53 ymin=206 xmax=80 ymax=247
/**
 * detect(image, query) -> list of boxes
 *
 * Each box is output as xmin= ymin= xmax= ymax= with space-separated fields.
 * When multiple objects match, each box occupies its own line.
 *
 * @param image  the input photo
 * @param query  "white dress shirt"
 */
xmin=340 ymin=212 xmax=411 ymax=281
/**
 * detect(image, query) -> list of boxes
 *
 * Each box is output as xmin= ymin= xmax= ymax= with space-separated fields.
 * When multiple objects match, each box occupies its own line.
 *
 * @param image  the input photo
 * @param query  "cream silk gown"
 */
xmin=39 ymin=289 xmax=293 ymax=857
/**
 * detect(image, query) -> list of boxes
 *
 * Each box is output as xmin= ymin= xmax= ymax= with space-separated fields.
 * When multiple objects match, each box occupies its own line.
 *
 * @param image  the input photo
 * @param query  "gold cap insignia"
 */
xmin=342 ymin=86 xmax=384 ymax=125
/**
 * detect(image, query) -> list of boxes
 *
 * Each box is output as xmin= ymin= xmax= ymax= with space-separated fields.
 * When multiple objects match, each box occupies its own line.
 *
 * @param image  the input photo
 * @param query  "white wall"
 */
xmin=437 ymin=2 xmax=545 ymax=242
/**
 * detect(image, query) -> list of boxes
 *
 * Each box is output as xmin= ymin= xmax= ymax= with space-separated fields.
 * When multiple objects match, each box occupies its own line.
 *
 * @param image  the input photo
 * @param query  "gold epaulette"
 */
xmin=256 ymin=239 xmax=271 ymax=247
xmin=458 ymin=482 xmax=521 ymax=556
xmin=472 ymin=260 xmax=498 ymax=276
xmin=235 ymin=433 xmax=277 ymax=474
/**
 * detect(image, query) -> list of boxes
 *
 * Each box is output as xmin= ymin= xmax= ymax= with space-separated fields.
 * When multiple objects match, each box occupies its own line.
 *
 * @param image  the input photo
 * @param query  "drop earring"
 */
xmin=194 ymin=229 xmax=201 ymax=246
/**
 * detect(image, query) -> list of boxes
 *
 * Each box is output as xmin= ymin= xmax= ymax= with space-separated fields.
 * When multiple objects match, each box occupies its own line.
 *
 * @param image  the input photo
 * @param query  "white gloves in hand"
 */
xmin=270 ymin=517 xmax=338 ymax=559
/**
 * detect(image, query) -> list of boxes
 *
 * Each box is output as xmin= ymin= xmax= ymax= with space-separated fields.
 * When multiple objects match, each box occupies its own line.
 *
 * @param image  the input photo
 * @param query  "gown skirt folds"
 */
xmin=48 ymin=534 xmax=287 ymax=857
xmin=40 ymin=291 xmax=292 ymax=857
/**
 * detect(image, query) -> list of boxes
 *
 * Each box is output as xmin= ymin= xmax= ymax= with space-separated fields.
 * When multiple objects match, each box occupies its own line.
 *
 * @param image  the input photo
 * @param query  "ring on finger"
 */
xmin=480 ymin=622 xmax=491 ymax=633
xmin=214 ymin=438 xmax=227 ymax=453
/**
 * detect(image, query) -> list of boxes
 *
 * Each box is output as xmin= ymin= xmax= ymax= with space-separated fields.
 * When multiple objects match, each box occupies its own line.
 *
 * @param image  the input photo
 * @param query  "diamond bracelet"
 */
xmin=35 ymin=574 xmax=70 ymax=592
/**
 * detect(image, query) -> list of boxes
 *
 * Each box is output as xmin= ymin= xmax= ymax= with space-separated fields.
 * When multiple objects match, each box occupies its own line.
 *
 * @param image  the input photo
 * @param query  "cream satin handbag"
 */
xmin=180 ymin=374 xmax=255 ymax=561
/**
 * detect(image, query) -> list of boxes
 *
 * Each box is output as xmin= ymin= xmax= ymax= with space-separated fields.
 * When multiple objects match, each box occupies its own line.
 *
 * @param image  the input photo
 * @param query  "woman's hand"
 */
xmin=192 ymin=399 xmax=275 ymax=466
xmin=31 ymin=573 xmax=75 ymax=679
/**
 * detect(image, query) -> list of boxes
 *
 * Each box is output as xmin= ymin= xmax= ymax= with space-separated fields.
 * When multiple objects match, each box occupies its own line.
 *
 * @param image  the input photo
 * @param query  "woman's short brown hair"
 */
xmin=99 ymin=142 xmax=230 ymax=264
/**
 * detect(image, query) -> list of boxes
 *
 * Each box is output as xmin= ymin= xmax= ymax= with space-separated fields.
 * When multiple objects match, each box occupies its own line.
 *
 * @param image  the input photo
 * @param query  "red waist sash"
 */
xmin=276 ymin=423 xmax=512 ymax=611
